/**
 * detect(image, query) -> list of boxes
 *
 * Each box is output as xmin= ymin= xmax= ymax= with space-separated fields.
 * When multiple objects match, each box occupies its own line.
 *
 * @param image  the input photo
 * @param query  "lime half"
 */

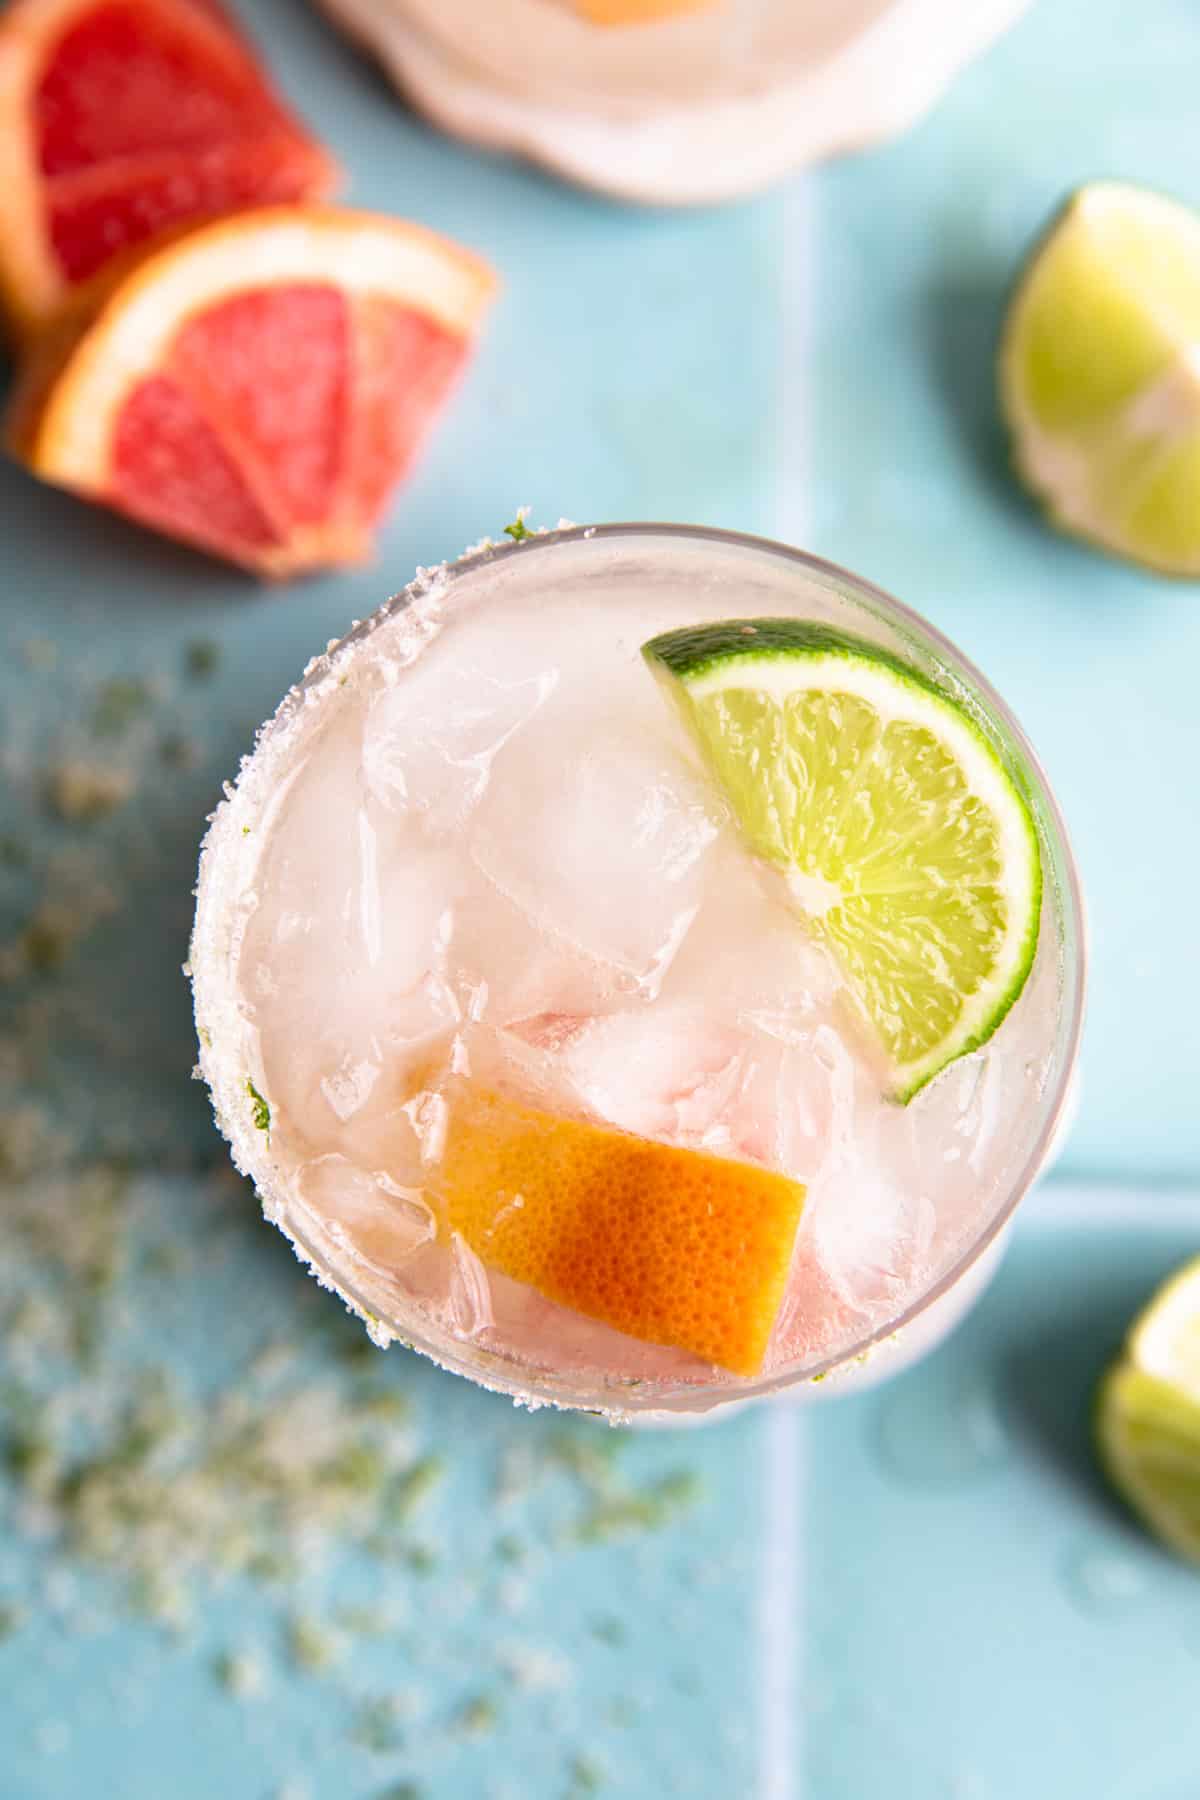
xmin=1001 ymin=181 xmax=1200 ymax=575
xmin=1098 ymin=1261 xmax=1200 ymax=1564
xmin=642 ymin=619 xmax=1042 ymax=1101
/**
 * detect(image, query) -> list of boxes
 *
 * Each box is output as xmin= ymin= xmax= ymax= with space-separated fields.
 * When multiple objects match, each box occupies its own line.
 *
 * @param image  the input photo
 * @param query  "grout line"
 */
xmin=760 ymin=1400 xmax=804 ymax=1800
xmin=1024 ymin=1180 xmax=1200 ymax=1229
xmin=759 ymin=160 xmax=814 ymax=1800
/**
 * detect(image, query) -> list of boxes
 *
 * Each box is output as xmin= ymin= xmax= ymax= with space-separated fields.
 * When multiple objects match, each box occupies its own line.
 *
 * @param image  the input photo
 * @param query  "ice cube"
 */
xmin=471 ymin=736 xmax=723 ymax=991
xmin=911 ymin=1053 xmax=998 ymax=1176
xmin=320 ymin=1054 xmax=383 ymax=1123
xmin=809 ymin=1127 xmax=931 ymax=1314
xmin=751 ymin=1012 xmax=936 ymax=1370
xmin=732 ymin=1030 xmax=840 ymax=1178
xmin=240 ymin=726 xmax=465 ymax=1157
xmin=383 ymin=1222 xmax=499 ymax=1342
xmin=497 ymin=1000 xmax=841 ymax=1186
xmin=770 ymin=1030 xmax=936 ymax=1367
xmin=877 ymin=1051 xmax=1002 ymax=1269
xmin=446 ymin=1232 xmax=495 ymax=1337
xmin=540 ymin=1003 xmax=746 ymax=1141
xmin=401 ymin=1083 xmax=450 ymax=1169
xmin=292 ymin=1153 xmax=436 ymax=1271
xmin=661 ymin=841 xmax=840 ymax=1025
xmin=449 ymin=887 xmax=619 ymax=1031
xmin=363 ymin=652 xmax=557 ymax=833
xmin=478 ymin=1270 xmax=713 ymax=1385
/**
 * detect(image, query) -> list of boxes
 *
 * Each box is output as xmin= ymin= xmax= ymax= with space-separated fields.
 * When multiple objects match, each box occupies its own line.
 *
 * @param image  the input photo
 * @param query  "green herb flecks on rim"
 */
xmin=642 ymin=618 xmax=1042 ymax=1101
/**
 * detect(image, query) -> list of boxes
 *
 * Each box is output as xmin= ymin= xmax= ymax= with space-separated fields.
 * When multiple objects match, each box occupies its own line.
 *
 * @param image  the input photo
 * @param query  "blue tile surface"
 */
xmin=2 ymin=1 xmax=1200 ymax=1796
xmin=0 ymin=1181 xmax=762 ymax=1800
xmin=804 ymin=1188 xmax=1200 ymax=1800
xmin=804 ymin=0 xmax=1200 ymax=1181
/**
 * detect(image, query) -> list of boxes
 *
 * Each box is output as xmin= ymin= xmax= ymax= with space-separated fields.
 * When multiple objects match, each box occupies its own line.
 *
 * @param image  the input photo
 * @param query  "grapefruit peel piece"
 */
xmin=440 ymin=1085 xmax=807 ymax=1378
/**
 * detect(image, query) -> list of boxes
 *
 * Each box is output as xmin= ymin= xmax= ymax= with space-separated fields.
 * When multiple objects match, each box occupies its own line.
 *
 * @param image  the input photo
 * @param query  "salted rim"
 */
xmin=189 ymin=523 xmax=1087 ymax=1417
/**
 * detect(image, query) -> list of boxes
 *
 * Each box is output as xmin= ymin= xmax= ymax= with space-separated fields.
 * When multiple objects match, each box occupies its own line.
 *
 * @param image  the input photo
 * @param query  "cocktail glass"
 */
xmin=191 ymin=525 xmax=1085 ymax=1418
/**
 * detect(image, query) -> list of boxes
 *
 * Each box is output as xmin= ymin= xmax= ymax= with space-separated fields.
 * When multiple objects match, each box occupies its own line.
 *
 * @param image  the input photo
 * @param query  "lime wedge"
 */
xmin=1097 ymin=1260 xmax=1200 ymax=1563
xmin=1000 ymin=181 xmax=1200 ymax=575
xmin=1098 ymin=1366 xmax=1200 ymax=1568
xmin=642 ymin=619 xmax=1042 ymax=1101
xmin=1128 ymin=1256 xmax=1200 ymax=1397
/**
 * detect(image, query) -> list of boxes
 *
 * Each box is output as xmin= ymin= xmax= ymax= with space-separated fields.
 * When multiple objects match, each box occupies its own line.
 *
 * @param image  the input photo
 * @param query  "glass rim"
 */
xmin=250 ymin=522 xmax=1089 ymax=1414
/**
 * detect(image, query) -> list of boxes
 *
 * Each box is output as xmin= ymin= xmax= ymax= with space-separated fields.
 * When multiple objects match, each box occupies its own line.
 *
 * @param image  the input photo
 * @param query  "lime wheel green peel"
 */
xmin=642 ymin=619 xmax=1042 ymax=1101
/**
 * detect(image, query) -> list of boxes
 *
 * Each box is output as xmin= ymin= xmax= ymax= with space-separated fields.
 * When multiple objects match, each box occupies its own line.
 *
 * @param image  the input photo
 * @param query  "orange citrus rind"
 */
xmin=440 ymin=1085 xmax=806 ymax=1378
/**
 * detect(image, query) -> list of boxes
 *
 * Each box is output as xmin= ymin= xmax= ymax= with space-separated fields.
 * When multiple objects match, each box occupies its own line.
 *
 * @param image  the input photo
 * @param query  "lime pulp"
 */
xmin=1001 ymin=180 xmax=1200 ymax=576
xmin=642 ymin=618 xmax=1042 ymax=1101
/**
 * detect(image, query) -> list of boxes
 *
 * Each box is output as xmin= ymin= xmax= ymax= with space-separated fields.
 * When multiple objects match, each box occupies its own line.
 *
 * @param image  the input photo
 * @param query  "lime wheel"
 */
xmin=643 ymin=620 xmax=1042 ymax=1100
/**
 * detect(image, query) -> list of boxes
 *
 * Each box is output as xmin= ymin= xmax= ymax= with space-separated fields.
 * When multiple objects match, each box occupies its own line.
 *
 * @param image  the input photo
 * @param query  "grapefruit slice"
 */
xmin=440 ymin=1084 xmax=807 ymax=1377
xmin=0 ymin=0 xmax=338 ymax=337
xmin=6 ymin=205 xmax=496 ymax=576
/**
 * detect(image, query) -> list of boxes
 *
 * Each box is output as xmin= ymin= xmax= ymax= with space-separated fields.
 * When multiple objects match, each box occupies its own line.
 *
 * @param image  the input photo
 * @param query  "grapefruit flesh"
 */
xmin=168 ymin=283 xmax=351 ymax=529
xmin=45 ymin=133 xmax=335 ymax=286
xmin=350 ymin=296 xmax=470 ymax=524
xmin=8 ymin=206 xmax=496 ymax=576
xmin=112 ymin=372 xmax=283 ymax=558
xmin=0 ymin=0 xmax=336 ymax=331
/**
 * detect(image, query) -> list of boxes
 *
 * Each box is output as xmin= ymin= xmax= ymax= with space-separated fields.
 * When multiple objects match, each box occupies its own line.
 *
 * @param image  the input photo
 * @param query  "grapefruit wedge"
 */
xmin=6 ymin=205 xmax=496 ymax=576
xmin=0 ymin=0 xmax=338 ymax=337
